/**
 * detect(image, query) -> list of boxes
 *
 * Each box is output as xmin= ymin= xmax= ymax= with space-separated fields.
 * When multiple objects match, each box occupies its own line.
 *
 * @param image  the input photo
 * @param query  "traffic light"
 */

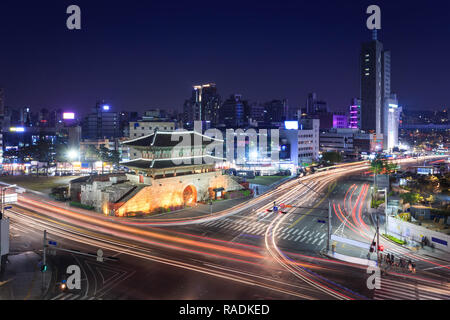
xmin=378 ymin=245 xmax=384 ymax=252
xmin=370 ymin=241 xmax=376 ymax=253
xmin=40 ymin=264 xmax=48 ymax=272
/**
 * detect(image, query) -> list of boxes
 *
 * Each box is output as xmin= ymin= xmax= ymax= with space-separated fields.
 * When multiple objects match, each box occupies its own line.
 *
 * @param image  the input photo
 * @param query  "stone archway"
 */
xmin=183 ymin=185 xmax=197 ymax=206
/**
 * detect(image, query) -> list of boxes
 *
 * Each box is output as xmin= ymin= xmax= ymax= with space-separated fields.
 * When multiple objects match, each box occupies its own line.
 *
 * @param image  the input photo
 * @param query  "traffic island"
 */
xmin=325 ymin=251 xmax=378 ymax=267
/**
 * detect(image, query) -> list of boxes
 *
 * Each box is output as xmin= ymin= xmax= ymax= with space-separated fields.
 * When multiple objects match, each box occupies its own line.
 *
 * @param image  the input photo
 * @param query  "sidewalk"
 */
xmin=416 ymin=246 xmax=450 ymax=263
xmin=381 ymin=234 xmax=450 ymax=263
xmin=0 ymin=251 xmax=52 ymax=300
xmin=125 ymin=196 xmax=253 ymax=221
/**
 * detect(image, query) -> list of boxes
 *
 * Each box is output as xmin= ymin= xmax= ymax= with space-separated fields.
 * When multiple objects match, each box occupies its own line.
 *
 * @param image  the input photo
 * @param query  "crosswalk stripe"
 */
xmin=69 ymin=294 xmax=80 ymax=300
xmin=378 ymin=286 xmax=417 ymax=299
xmin=295 ymin=235 xmax=301 ymax=241
xmin=51 ymin=293 xmax=65 ymax=300
xmin=60 ymin=294 xmax=73 ymax=300
xmin=374 ymin=292 xmax=401 ymax=300
xmin=242 ymin=227 xmax=252 ymax=233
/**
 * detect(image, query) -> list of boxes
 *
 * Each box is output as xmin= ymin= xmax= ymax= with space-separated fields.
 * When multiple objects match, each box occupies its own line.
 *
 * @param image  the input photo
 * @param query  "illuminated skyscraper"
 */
xmin=360 ymin=32 xmax=397 ymax=150
xmin=183 ymin=83 xmax=221 ymax=129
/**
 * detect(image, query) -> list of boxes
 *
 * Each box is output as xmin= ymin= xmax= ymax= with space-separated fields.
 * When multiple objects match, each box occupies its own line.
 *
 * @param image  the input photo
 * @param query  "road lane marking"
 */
xmin=51 ymin=293 xmax=66 ymax=300
xmin=288 ymin=180 xmax=336 ymax=228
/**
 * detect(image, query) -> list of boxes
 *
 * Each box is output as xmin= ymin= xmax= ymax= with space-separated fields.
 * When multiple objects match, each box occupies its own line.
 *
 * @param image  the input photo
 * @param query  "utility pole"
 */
xmin=0 ymin=187 xmax=3 ymax=220
xmin=376 ymin=215 xmax=380 ymax=266
xmin=327 ymin=201 xmax=331 ymax=252
xmin=42 ymin=230 xmax=47 ymax=293
xmin=384 ymin=188 xmax=388 ymax=235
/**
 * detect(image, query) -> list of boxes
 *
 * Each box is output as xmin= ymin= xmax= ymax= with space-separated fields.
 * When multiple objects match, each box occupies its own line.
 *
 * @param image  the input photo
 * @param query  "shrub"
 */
xmin=383 ymin=234 xmax=406 ymax=245
xmin=69 ymin=201 xmax=95 ymax=211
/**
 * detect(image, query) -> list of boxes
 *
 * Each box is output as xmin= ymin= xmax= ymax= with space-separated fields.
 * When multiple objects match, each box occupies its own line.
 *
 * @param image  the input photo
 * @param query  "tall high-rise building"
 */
xmin=360 ymin=32 xmax=397 ymax=150
xmin=306 ymin=93 xmax=328 ymax=115
xmin=0 ymin=88 xmax=4 ymax=117
xmin=385 ymin=95 xmax=400 ymax=151
xmin=349 ymin=98 xmax=361 ymax=129
xmin=264 ymin=99 xmax=289 ymax=123
xmin=82 ymin=101 xmax=120 ymax=140
xmin=183 ymin=83 xmax=221 ymax=129
xmin=219 ymin=94 xmax=245 ymax=128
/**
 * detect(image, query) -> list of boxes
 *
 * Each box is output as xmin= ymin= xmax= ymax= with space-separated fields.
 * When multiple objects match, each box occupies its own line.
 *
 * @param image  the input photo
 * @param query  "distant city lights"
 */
xmin=63 ymin=112 xmax=75 ymax=120
xmin=102 ymin=105 xmax=110 ymax=111
xmin=284 ymin=121 xmax=299 ymax=130
xmin=9 ymin=127 xmax=25 ymax=132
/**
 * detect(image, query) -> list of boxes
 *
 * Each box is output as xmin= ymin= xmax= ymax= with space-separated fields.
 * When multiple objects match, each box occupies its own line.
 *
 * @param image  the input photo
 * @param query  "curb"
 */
xmin=324 ymin=251 xmax=378 ymax=268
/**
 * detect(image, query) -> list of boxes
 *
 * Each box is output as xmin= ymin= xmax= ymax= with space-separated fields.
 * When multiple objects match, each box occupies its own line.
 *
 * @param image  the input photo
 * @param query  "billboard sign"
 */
xmin=63 ymin=112 xmax=75 ymax=120
xmin=3 ymin=193 xmax=18 ymax=204
xmin=284 ymin=121 xmax=299 ymax=130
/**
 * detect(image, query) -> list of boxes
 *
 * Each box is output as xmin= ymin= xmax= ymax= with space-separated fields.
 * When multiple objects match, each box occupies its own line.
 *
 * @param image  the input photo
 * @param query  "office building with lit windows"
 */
xmin=360 ymin=32 xmax=398 ymax=151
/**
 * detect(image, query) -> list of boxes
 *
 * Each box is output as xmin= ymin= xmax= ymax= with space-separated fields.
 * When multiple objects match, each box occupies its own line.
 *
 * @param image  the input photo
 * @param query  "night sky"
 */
xmin=0 ymin=0 xmax=449 ymax=115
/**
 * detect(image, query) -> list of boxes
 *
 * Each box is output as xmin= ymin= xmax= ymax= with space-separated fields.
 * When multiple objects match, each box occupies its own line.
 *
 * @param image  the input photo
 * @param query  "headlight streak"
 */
xmin=7 ymin=209 xmax=316 ymax=300
xmin=6 ymin=156 xmax=445 ymax=299
xmin=264 ymin=173 xmax=361 ymax=300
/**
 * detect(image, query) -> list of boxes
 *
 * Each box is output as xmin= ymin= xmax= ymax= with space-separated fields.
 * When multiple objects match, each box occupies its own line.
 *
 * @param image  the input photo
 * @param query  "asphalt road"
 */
xmin=3 ymin=157 xmax=449 ymax=300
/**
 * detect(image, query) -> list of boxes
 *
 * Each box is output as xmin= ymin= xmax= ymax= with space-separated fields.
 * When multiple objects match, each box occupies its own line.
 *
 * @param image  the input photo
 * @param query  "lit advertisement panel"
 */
xmin=9 ymin=127 xmax=25 ymax=132
xmin=63 ymin=112 xmax=75 ymax=120
xmin=284 ymin=121 xmax=299 ymax=130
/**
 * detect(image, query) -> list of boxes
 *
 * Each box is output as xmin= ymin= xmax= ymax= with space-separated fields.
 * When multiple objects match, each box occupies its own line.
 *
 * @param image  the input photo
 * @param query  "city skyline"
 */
xmin=0 ymin=0 xmax=449 ymax=114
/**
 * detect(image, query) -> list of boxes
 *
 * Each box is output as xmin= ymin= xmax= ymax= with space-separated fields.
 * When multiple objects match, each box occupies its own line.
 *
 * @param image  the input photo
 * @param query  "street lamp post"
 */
xmin=380 ymin=188 xmax=388 ymax=235
xmin=67 ymin=149 xmax=79 ymax=175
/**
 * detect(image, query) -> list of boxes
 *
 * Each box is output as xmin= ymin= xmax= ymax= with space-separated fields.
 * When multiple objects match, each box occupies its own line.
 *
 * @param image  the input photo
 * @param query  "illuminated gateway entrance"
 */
xmin=112 ymin=130 xmax=241 ymax=216
xmin=183 ymin=185 xmax=197 ymax=206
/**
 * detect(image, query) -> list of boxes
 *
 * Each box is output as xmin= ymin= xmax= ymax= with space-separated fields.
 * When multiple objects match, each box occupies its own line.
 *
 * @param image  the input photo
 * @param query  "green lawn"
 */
xmin=246 ymin=175 xmax=287 ymax=186
xmin=0 ymin=175 xmax=76 ymax=193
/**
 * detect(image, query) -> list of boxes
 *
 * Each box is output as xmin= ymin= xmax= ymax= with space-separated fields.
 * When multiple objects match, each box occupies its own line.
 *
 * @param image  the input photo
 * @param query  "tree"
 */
xmin=370 ymin=158 xmax=385 ymax=175
xmin=400 ymin=192 xmax=423 ymax=205
xmin=84 ymin=145 xmax=101 ymax=161
xmin=321 ymin=151 xmax=342 ymax=164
